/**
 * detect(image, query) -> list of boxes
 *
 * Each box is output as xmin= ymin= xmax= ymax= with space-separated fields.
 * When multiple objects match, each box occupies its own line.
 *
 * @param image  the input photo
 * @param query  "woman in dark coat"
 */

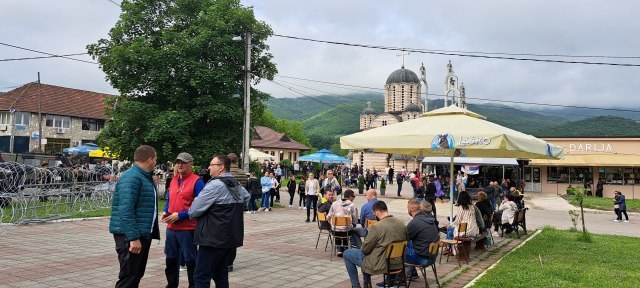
xmin=475 ymin=191 xmax=493 ymax=229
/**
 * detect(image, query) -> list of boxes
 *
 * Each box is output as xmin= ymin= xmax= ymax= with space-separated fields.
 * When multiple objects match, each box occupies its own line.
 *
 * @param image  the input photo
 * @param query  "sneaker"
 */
xmin=179 ymin=265 xmax=186 ymax=271
xmin=614 ymin=220 xmax=620 ymax=222
xmin=306 ymin=219 xmax=310 ymax=223
xmin=268 ymin=208 xmax=272 ymax=211
xmin=624 ymin=220 xmax=629 ymax=223
xmin=245 ymin=211 xmax=253 ymax=214
xmin=492 ymin=232 xmax=500 ymax=237
xmin=312 ymin=219 xmax=316 ymax=222
xmin=375 ymin=282 xmax=396 ymax=288
xmin=251 ymin=211 xmax=255 ymax=214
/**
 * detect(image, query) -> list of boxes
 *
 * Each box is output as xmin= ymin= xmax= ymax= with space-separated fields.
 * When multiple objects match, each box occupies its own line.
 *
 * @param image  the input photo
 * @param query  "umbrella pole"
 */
xmin=450 ymin=154 xmax=455 ymax=221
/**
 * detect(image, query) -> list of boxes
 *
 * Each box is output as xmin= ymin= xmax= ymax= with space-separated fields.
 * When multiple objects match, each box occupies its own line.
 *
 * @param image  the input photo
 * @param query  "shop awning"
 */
xmin=422 ymin=157 xmax=518 ymax=166
xmin=529 ymin=154 xmax=640 ymax=167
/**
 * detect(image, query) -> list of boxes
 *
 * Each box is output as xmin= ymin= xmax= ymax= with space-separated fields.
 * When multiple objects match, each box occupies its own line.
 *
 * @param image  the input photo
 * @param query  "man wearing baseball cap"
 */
xmin=161 ymin=152 xmax=204 ymax=288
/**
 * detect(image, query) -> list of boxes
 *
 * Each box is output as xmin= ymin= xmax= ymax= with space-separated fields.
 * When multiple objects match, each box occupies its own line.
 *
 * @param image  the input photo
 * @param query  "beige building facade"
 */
xmin=526 ymin=138 xmax=640 ymax=199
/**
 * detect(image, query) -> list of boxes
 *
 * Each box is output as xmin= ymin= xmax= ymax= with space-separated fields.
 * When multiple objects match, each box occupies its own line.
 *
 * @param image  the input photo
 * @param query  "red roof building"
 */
xmin=251 ymin=126 xmax=310 ymax=163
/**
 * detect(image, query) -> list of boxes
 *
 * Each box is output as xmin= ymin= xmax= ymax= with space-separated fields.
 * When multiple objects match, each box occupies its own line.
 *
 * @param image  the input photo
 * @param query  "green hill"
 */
xmin=265 ymin=94 xmax=640 ymax=154
xmin=534 ymin=116 xmax=640 ymax=137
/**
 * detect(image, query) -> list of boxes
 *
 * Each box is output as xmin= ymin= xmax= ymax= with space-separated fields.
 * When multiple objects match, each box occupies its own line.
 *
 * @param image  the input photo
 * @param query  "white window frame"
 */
xmin=0 ymin=112 xmax=9 ymax=125
xmin=45 ymin=115 xmax=71 ymax=129
xmin=14 ymin=112 xmax=30 ymax=126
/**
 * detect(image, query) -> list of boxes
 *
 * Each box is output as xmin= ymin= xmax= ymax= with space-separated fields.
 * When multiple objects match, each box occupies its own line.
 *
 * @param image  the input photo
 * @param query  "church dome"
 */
xmin=386 ymin=67 xmax=420 ymax=85
xmin=362 ymin=107 xmax=376 ymax=115
xmin=404 ymin=103 xmax=422 ymax=112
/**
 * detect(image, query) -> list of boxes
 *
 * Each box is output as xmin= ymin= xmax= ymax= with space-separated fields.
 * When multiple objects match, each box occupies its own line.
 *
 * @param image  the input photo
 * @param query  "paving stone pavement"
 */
xmin=0 ymin=186 xmax=519 ymax=288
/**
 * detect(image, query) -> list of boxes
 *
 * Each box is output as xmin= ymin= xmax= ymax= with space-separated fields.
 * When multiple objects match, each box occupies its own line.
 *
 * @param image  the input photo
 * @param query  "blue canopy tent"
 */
xmin=298 ymin=149 xmax=350 ymax=164
xmin=63 ymin=143 xmax=99 ymax=155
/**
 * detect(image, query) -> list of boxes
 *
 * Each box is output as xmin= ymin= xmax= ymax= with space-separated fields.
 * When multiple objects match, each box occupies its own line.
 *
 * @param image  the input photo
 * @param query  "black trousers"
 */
xmin=114 ymin=234 xmax=152 ymax=288
xmin=305 ymin=195 xmax=318 ymax=221
xmin=298 ymin=193 xmax=306 ymax=207
xmin=194 ymin=246 xmax=233 ymax=288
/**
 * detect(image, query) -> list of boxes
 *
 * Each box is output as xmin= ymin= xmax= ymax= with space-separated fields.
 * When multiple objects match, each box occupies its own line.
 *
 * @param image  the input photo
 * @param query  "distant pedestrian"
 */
xmin=298 ymin=175 xmax=307 ymax=209
xmin=109 ymin=145 xmax=160 ymax=288
xmin=287 ymin=175 xmax=297 ymax=207
xmin=305 ymin=173 xmax=320 ymax=223
xmin=596 ymin=178 xmax=604 ymax=197
xmin=614 ymin=191 xmax=629 ymax=223
xmin=246 ymin=172 xmax=261 ymax=214
xmin=259 ymin=171 xmax=272 ymax=211
xmin=396 ymin=173 xmax=403 ymax=197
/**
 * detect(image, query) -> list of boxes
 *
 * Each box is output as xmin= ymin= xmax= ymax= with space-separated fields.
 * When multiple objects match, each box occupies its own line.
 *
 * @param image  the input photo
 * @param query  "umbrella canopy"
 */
xmin=89 ymin=147 xmax=118 ymax=159
xmin=63 ymin=143 xmax=99 ymax=155
xmin=249 ymin=148 xmax=275 ymax=161
xmin=299 ymin=149 xmax=351 ymax=164
xmin=341 ymin=105 xmax=564 ymax=159
xmin=340 ymin=105 xmax=564 ymax=218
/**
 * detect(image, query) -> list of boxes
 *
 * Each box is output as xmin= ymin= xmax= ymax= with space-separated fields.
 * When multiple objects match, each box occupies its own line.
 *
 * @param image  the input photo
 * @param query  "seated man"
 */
xmin=343 ymin=201 xmax=407 ymax=288
xmin=360 ymin=189 xmax=378 ymax=229
xmin=404 ymin=200 xmax=439 ymax=279
xmin=318 ymin=190 xmax=335 ymax=230
xmin=328 ymin=189 xmax=359 ymax=256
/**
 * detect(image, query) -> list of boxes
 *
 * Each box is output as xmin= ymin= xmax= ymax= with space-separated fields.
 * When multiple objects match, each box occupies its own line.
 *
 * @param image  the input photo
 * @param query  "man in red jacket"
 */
xmin=161 ymin=152 xmax=205 ymax=288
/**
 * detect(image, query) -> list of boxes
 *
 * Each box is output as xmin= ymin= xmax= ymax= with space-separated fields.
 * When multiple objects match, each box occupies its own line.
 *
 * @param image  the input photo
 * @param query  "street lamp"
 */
xmin=233 ymin=32 xmax=252 ymax=172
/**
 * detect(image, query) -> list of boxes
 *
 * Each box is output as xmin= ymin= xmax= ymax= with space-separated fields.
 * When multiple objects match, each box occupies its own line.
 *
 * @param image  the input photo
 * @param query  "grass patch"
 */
xmin=472 ymin=227 xmax=640 ymax=287
xmin=563 ymin=195 xmax=640 ymax=213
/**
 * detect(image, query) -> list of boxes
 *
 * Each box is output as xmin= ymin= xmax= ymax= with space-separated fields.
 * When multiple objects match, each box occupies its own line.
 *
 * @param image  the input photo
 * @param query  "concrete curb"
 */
xmin=463 ymin=229 xmax=543 ymax=287
xmin=438 ymin=237 xmax=513 ymax=285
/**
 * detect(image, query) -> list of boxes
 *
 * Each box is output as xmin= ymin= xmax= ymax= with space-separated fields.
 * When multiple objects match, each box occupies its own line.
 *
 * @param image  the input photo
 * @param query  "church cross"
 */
xmin=396 ymin=50 xmax=410 ymax=68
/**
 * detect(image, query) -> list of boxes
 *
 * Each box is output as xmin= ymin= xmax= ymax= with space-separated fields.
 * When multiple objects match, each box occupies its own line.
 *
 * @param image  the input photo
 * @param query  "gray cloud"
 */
xmin=2 ymin=0 xmax=639 ymax=112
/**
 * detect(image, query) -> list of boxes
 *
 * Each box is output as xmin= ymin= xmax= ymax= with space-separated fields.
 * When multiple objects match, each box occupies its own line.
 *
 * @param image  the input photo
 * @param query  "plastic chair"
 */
xmin=315 ymin=212 xmax=332 ymax=251
xmin=406 ymin=241 xmax=440 ymax=288
xmin=383 ymin=241 xmax=408 ymax=288
xmin=439 ymin=222 xmax=468 ymax=267
xmin=330 ymin=216 xmax=352 ymax=261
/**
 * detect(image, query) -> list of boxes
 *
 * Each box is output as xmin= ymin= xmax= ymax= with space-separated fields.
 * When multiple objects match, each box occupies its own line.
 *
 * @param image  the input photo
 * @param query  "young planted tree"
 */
xmin=88 ymin=0 xmax=277 ymax=163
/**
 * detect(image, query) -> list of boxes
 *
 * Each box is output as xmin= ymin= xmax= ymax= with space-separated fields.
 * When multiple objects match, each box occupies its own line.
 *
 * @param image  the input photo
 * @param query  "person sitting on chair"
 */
xmin=328 ymin=189 xmax=359 ymax=256
xmin=405 ymin=199 xmax=440 ymax=280
xmin=343 ymin=201 xmax=407 ymax=288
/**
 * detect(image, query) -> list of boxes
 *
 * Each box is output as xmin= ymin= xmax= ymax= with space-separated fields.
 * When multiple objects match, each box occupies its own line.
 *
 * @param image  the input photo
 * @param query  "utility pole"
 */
xmin=242 ymin=32 xmax=252 ymax=172
xmin=38 ymin=72 xmax=43 ymax=152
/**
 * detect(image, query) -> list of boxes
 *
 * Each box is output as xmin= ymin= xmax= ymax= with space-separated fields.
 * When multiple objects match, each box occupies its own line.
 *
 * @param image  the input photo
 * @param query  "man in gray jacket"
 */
xmin=405 ymin=199 xmax=439 ymax=276
xmin=189 ymin=155 xmax=250 ymax=288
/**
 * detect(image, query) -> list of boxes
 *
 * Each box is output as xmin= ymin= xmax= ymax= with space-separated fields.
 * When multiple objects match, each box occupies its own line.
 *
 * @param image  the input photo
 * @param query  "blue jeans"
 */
xmin=260 ymin=192 xmax=270 ymax=208
xmin=343 ymin=248 xmax=371 ymax=287
xmin=194 ymin=246 xmax=232 ymax=288
xmin=248 ymin=194 xmax=258 ymax=211
xmin=405 ymin=241 xmax=435 ymax=267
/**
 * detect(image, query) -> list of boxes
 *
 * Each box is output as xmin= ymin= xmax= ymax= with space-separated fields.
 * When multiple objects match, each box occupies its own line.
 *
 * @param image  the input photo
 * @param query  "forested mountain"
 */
xmin=266 ymin=93 xmax=640 ymax=153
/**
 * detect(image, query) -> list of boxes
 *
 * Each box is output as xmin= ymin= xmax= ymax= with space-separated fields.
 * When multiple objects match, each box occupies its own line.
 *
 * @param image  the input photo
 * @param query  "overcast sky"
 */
xmin=2 ymin=0 xmax=640 ymax=113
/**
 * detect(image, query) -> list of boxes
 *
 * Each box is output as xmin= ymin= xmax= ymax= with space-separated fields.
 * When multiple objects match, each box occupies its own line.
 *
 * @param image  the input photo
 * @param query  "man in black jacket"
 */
xmin=405 ymin=199 xmax=439 ymax=275
xmin=189 ymin=155 xmax=250 ymax=288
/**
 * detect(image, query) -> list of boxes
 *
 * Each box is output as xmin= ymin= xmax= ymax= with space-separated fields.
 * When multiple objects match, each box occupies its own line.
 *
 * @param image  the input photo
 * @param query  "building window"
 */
xmin=569 ymin=167 xmax=593 ymax=184
xmin=547 ymin=167 xmax=569 ymax=183
xmin=81 ymin=118 xmax=105 ymax=131
xmin=599 ymin=168 xmax=623 ymax=185
xmin=293 ymin=152 xmax=297 ymax=162
xmin=0 ymin=112 xmax=9 ymax=125
xmin=45 ymin=115 xmax=70 ymax=129
xmin=14 ymin=112 xmax=30 ymax=126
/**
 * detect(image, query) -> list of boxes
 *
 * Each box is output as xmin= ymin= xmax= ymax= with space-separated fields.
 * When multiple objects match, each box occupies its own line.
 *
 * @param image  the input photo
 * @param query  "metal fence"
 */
xmin=0 ymin=162 xmax=117 ymax=236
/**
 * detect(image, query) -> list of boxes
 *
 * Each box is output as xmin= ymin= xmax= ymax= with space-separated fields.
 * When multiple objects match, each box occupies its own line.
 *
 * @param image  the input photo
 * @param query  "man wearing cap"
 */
xmin=161 ymin=152 xmax=204 ymax=288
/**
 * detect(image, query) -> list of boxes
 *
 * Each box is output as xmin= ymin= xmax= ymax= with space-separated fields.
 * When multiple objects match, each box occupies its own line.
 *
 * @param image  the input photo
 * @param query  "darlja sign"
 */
xmin=568 ymin=143 xmax=613 ymax=152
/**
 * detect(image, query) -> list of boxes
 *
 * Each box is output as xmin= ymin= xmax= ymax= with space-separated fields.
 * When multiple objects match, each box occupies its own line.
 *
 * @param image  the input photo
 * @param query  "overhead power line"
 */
xmin=265 ymin=79 xmax=361 ymax=115
xmin=0 ymin=53 xmax=89 ymax=62
xmin=274 ymin=74 xmax=640 ymax=114
xmin=0 ymin=43 xmax=96 ymax=64
xmin=272 ymin=34 xmax=640 ymax=67
xmin=106 ymin=0 xmax=121 ymax=7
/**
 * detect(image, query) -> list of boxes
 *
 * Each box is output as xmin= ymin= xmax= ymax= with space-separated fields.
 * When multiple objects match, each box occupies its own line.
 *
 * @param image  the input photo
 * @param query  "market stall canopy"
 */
xmin=63 ymin=143 xmax=99 ymax=155
xmin=249 ymin=148 xmax=275 ymax=161
xmin=299 ymin=149 xmax=350 ymax=164
xmin=340 ymin=105 xmax=564 ymax=160
xmin=422 ymin=157 xmax=518 ymax=166
xmin=530 ymin=153 xmax=640 ymax=167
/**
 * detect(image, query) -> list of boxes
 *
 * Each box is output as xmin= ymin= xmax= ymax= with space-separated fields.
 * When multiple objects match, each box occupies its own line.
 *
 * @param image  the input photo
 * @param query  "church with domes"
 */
xmin=356 ymin=61 xmax=467 ymax=171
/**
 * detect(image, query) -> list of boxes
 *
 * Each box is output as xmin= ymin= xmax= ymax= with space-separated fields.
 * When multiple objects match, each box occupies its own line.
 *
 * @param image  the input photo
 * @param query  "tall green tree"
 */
xmin=87 ymin=0 xmax=277 ymax=164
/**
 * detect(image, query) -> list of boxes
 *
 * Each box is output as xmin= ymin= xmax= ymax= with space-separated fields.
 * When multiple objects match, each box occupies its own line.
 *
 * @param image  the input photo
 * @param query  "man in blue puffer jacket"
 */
xmin=109 ymin=145 xmax=160 ymax=288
